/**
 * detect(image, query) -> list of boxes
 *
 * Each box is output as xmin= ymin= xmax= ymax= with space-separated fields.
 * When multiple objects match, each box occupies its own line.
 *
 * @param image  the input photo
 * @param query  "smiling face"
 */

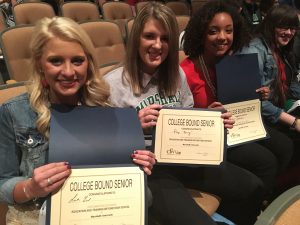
xmin=40 ymin=37 xmax=88 ymax=105
xmin=274 ymin=27 xmax=296 ymax=47
xmin=203 ymin=12 xmax=233 ymax=61
xmin=138 ymin=18 xmax=169 ymax=74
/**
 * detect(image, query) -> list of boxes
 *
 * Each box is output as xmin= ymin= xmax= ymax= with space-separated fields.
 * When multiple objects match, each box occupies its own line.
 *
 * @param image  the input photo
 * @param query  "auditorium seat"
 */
xmin=135 ymin=1 xmax=148 ymax=14
xmin=255 ymin=185 xmax=300 ymax=225
xmin=13 ymin=2 xmax=55 ymax=25
xmin=61 ymin=1 xmax=100 ymax=23
xmin=191 ymin=0 xmax=208 ymax=15
xmin=165 ymin=1 xmax=190 ymax=16
xmin=0 ymin=81 xmax=28 ymax=104
xmin=0 ymin=25 xmax=34 ymax=81
xmin=101 ymin=1 xmax=134 ymax=39
xmin=176 ymin=15 xmax=190 ymax=34
xmin=80 ymin=20 xmax=125 ymax=69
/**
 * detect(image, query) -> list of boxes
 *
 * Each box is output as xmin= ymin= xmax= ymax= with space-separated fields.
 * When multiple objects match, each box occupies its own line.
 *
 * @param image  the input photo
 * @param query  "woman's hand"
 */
xmin=208 ymin=102 xmax=225 ymax=110
xmin=294 ymin=119 xmax=300 ymax=133
xmin=208 ymin=102 xmax=234 ymax=128
xmin=256 ymin=86 xmax=270 ymax=100
xmin=138 ymin=104 xmax=162 ymax=130
xmin=26 ymin=162 xmax=71 ymax=198
xmin=221 ymin=111 xmax=235 ymax=129
xmin=131 ymin=150 xmax=156 ymax=175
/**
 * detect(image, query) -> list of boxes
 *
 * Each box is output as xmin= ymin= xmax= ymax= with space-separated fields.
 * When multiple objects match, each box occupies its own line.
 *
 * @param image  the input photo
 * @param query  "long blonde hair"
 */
xmin=28 ymin=17 xmax=110 ymax=138
xmin=125 ymin=1 xmax=180 ymax=96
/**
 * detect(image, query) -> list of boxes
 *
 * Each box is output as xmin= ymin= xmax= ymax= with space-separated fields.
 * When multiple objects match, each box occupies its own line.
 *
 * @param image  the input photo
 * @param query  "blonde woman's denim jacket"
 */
xmin=0 ymin=93 xmax=48 ymax=204
xmin=240 ymin=37 xmax=300 ymax=123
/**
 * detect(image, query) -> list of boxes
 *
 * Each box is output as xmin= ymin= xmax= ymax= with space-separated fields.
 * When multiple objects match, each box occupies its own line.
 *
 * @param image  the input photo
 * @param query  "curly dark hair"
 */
xmin=183 ymin=0 xmax=250 ymax=58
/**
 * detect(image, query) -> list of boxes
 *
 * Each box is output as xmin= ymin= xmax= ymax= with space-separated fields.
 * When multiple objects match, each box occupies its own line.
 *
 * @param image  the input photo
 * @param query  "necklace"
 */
xmin=198 ymin=55 xmax=217 ymax=97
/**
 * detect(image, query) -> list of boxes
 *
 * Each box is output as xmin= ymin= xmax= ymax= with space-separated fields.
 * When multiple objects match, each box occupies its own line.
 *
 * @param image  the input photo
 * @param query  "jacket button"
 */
xmin=27 ymin=138 xmax=34 ymax=145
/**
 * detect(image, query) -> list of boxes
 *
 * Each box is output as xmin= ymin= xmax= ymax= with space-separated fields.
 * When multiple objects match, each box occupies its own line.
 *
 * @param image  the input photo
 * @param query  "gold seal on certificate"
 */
xmin=154 ymin=108 xmax=225 ymax=165
xmin=49 ymin=166 xmax=145 ymax=225
xmin=224 ymin=99 xmax=267 ymax=146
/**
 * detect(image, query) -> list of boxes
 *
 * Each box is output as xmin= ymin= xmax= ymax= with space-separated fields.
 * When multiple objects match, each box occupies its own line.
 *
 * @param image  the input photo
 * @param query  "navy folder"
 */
xmin=49 ymin=106 xmax=145 ymax=165
xmin=47 ymin=106 xmax=148 ymax=225
xmin=216 ymin=54 xmax=261 ymax=104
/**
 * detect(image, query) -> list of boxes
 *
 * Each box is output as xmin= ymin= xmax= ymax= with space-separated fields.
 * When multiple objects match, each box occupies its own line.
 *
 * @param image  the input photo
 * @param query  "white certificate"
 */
xmin=224 ymin=99 xmax=267 ymax=146
xmin=154 ymin=108 xmax=224 ymax=165
xmin=48 ymin=166 xmax=145 ymax=225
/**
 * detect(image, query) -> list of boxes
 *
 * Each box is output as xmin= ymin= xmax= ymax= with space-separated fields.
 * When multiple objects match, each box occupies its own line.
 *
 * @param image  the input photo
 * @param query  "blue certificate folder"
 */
xmin=216 ymin=54 xmax=261 ymax=104
xmin=216 ymin=54 xmax=269 ymax=146
xmin=49 ymin=105 xmax=145 ymax=165
xmin=47 ymin=106 xmax=147 ymax=225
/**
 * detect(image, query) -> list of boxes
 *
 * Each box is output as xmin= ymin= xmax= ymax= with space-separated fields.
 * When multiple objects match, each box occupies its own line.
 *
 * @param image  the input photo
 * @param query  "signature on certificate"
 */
xmin=173 ymin=129 xmax=191 ymax=136
xmin=68 ymin=193 xmax=92 ymax=203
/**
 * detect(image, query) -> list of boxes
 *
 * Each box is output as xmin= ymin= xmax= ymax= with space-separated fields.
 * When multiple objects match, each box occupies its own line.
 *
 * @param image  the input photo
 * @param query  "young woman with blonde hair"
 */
xmin=0 ymin=17 xmax=155 ymax=224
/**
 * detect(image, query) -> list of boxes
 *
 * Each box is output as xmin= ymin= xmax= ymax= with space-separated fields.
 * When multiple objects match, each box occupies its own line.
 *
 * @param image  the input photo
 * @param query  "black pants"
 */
xmin=227 ymin=142 xmax=278 ymax=195
xmin=259 ymin=125 xmax=294 ymax=174
xmin=265 ymin=122 xmax=300 ymax=164
xmin=150 ymin=162 xmax=264 ymax=225
xmin=148 ymin=171 xmax=217 ymax=225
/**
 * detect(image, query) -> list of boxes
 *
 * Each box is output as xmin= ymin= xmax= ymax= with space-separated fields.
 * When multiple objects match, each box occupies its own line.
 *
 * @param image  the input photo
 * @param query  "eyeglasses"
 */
xmin=276 ymin=27 xmax=299 ymax=32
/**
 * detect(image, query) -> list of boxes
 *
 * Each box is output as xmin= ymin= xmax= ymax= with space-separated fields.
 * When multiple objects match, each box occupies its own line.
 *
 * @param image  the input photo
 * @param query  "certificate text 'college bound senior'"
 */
xmin=49 ymin=166 xmax=145 ymax=225
xmin=224 ymin=99 xmax=267 ymax=147
xmin=154 ymin=108 xmax=224 ymax=165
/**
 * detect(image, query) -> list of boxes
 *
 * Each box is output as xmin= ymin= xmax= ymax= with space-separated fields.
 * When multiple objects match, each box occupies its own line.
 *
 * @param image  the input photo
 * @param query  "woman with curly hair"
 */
xmin=0 ymin=17 xmax=155 ymax=225
xmin=181 ymin=0 xmax=294 ymax=224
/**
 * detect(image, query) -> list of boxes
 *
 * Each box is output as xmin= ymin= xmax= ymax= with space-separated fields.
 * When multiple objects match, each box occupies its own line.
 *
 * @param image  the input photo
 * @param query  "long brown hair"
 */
xmin=257 ymin=5 xmax=299 ymax=107
xmin=124 ymin=1 xmax=180 ymax=96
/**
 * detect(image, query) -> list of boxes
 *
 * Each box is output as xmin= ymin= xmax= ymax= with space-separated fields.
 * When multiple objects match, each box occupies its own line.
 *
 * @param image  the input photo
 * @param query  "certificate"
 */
xmin=47 ymin=166 xmax=145 ymax=225
xmin=224 ymin=99 xmax=267 ymax=147
xmin=154 ymin=108 xmax=225 ymax=165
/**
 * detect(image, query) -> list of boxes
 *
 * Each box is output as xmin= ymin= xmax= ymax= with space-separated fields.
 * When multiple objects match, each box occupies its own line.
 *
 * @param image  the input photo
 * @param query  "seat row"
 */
xmin=0 ymin=1 xmax=191 ymax=40
xmin=0 ymin=11 xmax=189 ymax=83
xmin=1 ymin=0 xmax=200 ymax=35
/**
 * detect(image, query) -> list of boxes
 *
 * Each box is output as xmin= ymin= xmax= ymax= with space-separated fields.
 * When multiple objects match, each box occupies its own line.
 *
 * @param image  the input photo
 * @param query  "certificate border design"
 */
xmin=47 ymin=166 xmax=146 ymax=225
xmin=154 ymin=108 xmax=225 ymax=166
xmin=225 ymin=99 xmax=267 ymax=146
xmin=160 ymin=113 xmax=223 ymax=163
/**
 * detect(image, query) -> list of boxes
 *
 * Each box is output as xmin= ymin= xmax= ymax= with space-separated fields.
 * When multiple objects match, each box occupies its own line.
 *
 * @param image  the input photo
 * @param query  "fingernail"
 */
xmin=64 ymin=162 xmax=69 ymax=165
